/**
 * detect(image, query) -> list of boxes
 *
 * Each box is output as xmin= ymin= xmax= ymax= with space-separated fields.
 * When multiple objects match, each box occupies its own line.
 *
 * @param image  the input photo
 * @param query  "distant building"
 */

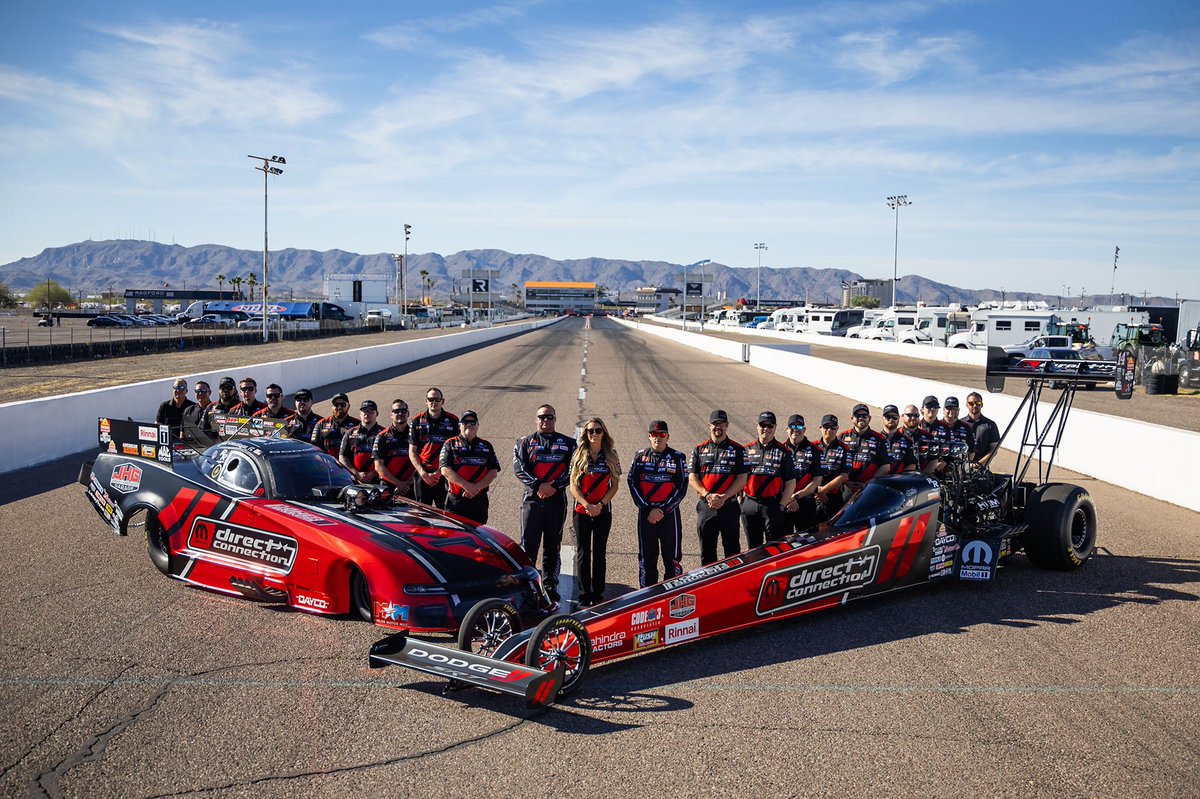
xmin=524 ymin=281 xmax=597 ymax=314
xmin=842 ymin=279 xmax=893 ymax=308
xmin=635 ymin=286 xmax=681 ymax=315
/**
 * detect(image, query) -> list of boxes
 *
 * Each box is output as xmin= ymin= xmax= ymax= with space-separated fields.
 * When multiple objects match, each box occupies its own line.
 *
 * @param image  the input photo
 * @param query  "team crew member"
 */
xmin=963 ymin=392 xmax=1001 ymax=466
xmin=182 ymin=381 xmax=213 ymax=437
xmin=156 ymin=378 xmax=195 ymax=431
xmin=204 ymin=377 xmax=239 ymax=433
xmin=914 ymin=395 xmax=949 ymax=474
xmin=840 ymin=403 xmax=891 ymax=488
xmin=252 ymin=384 xmax=293 ymax=421
xmin=814 ymin=414 xmax=851 ymax=520
xmin=627 ymin=420 xmax=687 ymax=588
xmin=741 ymin=411 xmax=796 ymax=547
xmin=340 ymin=400 xmax=384 ymax=483
xmin=229 ymin=378 xmax=266 ymax=416
xmin=881 ymin=404 xmax=918 ymax=473
xmin=287 ymin=389 xmax=321 ymax=444
xmin=781 ymin=414 xmax=822 ymax=534
xmin=513 ymin=404 xmax=576 ymax=602
xmin=942 ymin=396 xmax=972 ymax=448
xmin=689 ymin=409 xmax=749 ymax=565
xmin=568 ymin=418 xmax=622 ymax=606
xmin=374 ymin=400 xmax=415 ymax=497
xmin=440 ymin=410 xmax=501 ymax=524
xmin=409 ymin=387 xmax=459 ymax=509
xmin=313 ymin=393 xmax=359 ymax=458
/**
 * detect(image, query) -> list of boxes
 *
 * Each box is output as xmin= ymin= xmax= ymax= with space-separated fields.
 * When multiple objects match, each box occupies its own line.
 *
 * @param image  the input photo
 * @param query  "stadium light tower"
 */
xmin=886 ymin=195 xmax=910 ymax=308
xmin=754 ymin=243 xmax=767 ymax=309
xmin=248 ymin=155 xmax=285 ymax=343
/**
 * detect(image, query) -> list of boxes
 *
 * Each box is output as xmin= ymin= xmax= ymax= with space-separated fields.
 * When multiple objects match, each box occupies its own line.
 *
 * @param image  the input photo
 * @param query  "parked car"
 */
xmin=87 ymin=315 xmax=133 ymax=328
xmin=237 ymin=316 xmax=281 ymax=330
xmin=183 ymin=315 xmax=234 ymax=329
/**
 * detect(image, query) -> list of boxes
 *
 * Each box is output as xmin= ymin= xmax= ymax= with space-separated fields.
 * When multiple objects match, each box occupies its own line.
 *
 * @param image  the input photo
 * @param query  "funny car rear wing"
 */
xmin=97 ymin=417 xmax=175 ymax=465
xmin=369 ymin=632 xmax=564 ymax=708
xmin=97 ymin=413 xmax=296 ymax=466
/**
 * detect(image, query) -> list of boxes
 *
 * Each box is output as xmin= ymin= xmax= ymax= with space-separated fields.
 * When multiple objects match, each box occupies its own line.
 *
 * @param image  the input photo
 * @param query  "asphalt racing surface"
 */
xmin=2 ymin=316 xmax=1197 ymax=798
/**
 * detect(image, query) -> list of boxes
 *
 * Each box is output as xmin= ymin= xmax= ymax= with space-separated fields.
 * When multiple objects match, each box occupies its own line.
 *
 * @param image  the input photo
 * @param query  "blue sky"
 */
xmin=1 ymin=0 xmax=1197 ymax=298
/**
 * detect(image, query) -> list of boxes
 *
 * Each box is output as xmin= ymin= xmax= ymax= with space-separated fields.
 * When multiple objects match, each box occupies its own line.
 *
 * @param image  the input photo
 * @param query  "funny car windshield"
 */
xmin=269 ymin=451 xmax=356 ymax=499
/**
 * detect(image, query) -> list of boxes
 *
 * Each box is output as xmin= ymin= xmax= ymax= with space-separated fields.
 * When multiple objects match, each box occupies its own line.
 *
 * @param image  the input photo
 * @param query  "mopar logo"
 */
xmin=755 ymin=546 xmax=881 ymax=615
xmin=408 ymin=648 xmax=529 ymax=681
xmin=961 ymin=540 xmax=993 ymax=565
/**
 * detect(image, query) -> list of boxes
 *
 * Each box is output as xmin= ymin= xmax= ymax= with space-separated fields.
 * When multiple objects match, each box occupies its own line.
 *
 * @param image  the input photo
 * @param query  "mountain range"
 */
xmin=0 ymin=239 xmax=1174 ymax=307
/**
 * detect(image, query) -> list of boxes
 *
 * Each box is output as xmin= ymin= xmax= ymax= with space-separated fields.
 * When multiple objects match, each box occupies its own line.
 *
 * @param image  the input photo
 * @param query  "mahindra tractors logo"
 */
xmin=109 ymin=463 xmax=143 ymax=493
xmin=407 ymin=647 xmax=532 ymax=683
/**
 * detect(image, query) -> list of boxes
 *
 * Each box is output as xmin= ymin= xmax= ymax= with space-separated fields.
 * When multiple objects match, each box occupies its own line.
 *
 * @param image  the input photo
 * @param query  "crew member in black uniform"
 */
xmin=156 ymin=378 xmax=195 ymax=433
xmin=741 ymin=411 xmax=796 ymax=547
xmin=942 ymin=396 xmax=972 ymax=448
xmin=689 ymin=409 xmax=749 ymax=565
xmin=781 ymin=414 xmax=822 ymax=534
xmin=568 ymin=417 xmax=622 ymax=605
xmin=229 ymin=377 xmax=266 ymax=416
xmin=440 ymin=410 xmax=501 ymax=524
xmin=840 ymin=403 xmax=891 ymax=490
xmin=815 ymin=414 xmax=851 ymax=521
xmin=287 ymin=389 xmax=321 ymax=444
xmin=408 ymin=387 xmax=459 ymax=508
xmin=913 ymin=395 xmax=949 ymax=474
xmin=963 ymin=392 xmax=1001 ymax=466
xmin=513 ymin=403 xmax=576 ymax=601
xmin=340 ymin=400 xmax=384 ymax=483
xmin=313 ymin=393 xmax=359 ymax=458
xmin=252 ymin=384 xmax=293 ymax=421
xmin=374 ymin=399 xmax=415 ymax=498
xmin=627 ymin=420 xmax=687 ymax=587
xmin=880 ymin=404 xmax=918 ymax=473
xmin=182 ymin=381 xmax=213 ymax=439
xmin=203 ymin=376 xmax=239 ymax=433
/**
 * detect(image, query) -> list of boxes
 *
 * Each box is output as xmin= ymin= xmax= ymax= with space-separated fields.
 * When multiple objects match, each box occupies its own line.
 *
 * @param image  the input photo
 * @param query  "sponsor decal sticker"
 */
xmin=109 ymin=462 xmax=143 ymax=494
xmin=630 ymin=606 xmax=662 ymax=628
xmin=665 ymin=618 xmax=699 ymax=645
xmin=138 ymin=425 xmax=158 ymax=442
xmin=264 ymin=504 xmax=335 ymax=525
xmin=406 ymin=647 xmax=532 ymax=683
xmin=669 ymin=593 xmax=696 ymax=619
xmin=121 ymin=443 xmax=139 ymax=456
xmin=107 ymin=442 xmax=117 ymax=454
xmin=755 ymin=546 xmax=882 ymax=615
xmin=633 ymin=630 xmax=661 ymax=650
xmin=958 ymin=539 xmax=994 ymax=581
xmin=100 ymin=418 xmax=111 ymax=433
xmin=186 ymin=517 xmax=298 ymax=574
xmin=141 ymin=444 xmax=157 ymax=458
xmin=661 ymin=559 xmax=739 ymax=591
xmin=295 ymin=594 xmax=330 ymax=610
xmin=157 ymin=447 xmax=172 ymax=463
xmin=591 ymin=630 xmax=627 ymax=653
xmin=375 ymin=601 xmax=410 ymax=623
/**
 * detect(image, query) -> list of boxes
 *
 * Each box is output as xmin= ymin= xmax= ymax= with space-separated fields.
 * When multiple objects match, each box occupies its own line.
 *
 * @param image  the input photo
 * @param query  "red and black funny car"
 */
xmin=81 ymin=417 xmax=554 ymax=633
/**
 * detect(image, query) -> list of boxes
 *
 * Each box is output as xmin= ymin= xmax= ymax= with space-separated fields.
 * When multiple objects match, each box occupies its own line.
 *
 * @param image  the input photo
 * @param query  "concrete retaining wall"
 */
xmin=0 ymin=319 xmax=558 ymax=475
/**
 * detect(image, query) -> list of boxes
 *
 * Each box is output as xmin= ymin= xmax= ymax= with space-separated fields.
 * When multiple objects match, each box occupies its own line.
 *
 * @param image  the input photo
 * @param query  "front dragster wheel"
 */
xmin=458 ymin=599 xmax=521 ymax=656
xmin=349 ymin=567 xmax=373 ymax=622
xmin=525 ymin=615 xmax=591 ymax=696
xmin=1023 ymin=483 xmax=1097 ymax=570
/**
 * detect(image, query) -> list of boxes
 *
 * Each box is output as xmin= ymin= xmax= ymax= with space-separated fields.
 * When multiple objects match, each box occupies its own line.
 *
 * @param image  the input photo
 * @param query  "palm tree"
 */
xmin=419 ymin=269 xmax=430 ymax=305
xmin=230 ymin=276 xmax=243 ymax=300
xmin=246 ymin=273 xmax=258 ymax=302
xmin=511 ymin=282 xmax=521 ymax=309
xmin=216 ymin=273 xmax=226 ymax=299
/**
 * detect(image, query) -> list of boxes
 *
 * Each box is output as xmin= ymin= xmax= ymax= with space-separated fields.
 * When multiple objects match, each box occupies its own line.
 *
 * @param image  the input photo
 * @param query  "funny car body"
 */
xmin=81 ymin=417 xmax=554 ymax=632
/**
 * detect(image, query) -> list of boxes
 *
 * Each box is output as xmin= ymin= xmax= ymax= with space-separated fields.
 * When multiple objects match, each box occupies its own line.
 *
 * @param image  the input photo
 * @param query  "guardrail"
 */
xmin=0 ymin=318 xmax=559 ymax=475
xmin=621 ymin=317 xmax=1198 ymax=512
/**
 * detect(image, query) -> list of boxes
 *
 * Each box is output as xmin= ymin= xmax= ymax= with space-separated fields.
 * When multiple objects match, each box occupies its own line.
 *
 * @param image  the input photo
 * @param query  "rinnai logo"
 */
xmin=186 ymin=517 xmax=298 ymax=574
xmin=110 ymin=463 xmax=143 ymax=493
xmin=138 ymin=425 xmax=158 ymax=442
xmin=755 ymin=546 xmax=882 ymax=615
xmin=669 ymin=593 xmax=696 ymax=619
xmin=295 ymin=594 xmax=329 ymax=610
xmin=630 ymin=607 xmax=662 ymax=627
xmin=665 ymin=618 xmax=699 ymax=645
xmin=407 ymin=647 xmax=531 ymax=682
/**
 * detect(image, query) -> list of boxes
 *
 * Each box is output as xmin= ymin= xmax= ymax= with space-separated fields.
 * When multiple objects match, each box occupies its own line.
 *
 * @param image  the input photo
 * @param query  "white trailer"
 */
xmin=946 ymin=309 xmax=1058 ymax=349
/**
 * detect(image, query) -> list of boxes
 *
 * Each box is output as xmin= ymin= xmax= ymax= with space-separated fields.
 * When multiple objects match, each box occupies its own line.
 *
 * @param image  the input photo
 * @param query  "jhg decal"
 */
xmin=186 ymin=517 xmax=298 ymax=574
xmin=755 ymin=546 xmax=882 ymax=615
xmin=669 ymin=593 xmax=696 ymax=619
xmin=110 ymin=462 xmax=143 ymax=494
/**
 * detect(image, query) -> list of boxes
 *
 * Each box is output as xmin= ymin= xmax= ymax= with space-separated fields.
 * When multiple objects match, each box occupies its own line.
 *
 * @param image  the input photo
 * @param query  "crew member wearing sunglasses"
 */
xmin=513 ymin=404 xmax=576 ymax=602
xmin=962 ymin=392 xmax=1000 ymax=467
xmin=689 ymin=409 xmax=749 ymax=565
xmin=409 ymin=387 xmax=458 ymax=509
xmin=440 ymin=410 xmax=501 ymax=525
xmin=568 ymin=418 xmax=622 ymax=605
xmin=627 ymin=420 xmax=687 ymax=588
xmin=313 ymin=393 xmax=359 ymax=458
xmin=252 ymin=383 xmax=294 ymax=421
xmin=880 ymin=405 xmax=918 ymax=474
xmin=156 ymin=377 xmax=196 ymax=431
xmin=741 ymin=411 xmax=796 ymax=548
xmin=781 ymin=414 xmax=822 ymax=535
xmin=374 ymin=400 xmax=415 ymax=498
xmin=230 ymin=378 xmax=266 ymax=417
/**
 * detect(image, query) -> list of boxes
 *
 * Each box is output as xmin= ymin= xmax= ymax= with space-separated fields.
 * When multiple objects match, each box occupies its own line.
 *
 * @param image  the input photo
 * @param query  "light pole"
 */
xmin=404 ymin=224 xmax=411 ymax=324
xmin=248 ymin=154 xmax=285 ymax=342
xmin=886 ymin=195 xmax=910 ymax=307
xmin=754 ymin=243 xmax=767 ymax=309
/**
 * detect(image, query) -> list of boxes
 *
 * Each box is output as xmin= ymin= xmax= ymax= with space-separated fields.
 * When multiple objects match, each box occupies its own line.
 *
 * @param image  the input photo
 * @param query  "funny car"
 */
xmin=81 ymin=417 xmax=554 ymax=632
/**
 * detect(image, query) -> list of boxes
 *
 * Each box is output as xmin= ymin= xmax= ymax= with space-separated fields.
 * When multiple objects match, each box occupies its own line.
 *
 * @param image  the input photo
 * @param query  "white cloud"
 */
xmin=836 ymin=28 xmax=974 ymax=85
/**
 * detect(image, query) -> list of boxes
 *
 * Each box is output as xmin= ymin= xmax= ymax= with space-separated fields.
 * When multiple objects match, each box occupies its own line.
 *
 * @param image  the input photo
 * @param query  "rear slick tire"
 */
xmin=1023 ymin=484 xmax=1097 ymax=569
xmin=142 ymin=509 xmax=171 ymax=576
xmin=349 ymin=568 xmax=372 ymax=622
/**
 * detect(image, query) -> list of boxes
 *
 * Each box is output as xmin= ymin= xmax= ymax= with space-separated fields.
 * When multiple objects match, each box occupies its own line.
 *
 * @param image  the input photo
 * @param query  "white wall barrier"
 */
xmin=622 ymin=318 xmax=1197 ymax=512
xmin=0 ymin=319 xmax=559 ymax=475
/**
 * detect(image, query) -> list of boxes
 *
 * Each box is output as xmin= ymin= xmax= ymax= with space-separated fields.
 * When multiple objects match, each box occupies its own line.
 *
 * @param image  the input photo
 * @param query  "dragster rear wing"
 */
xmin=369 ymin=632 xmax=563 ymax=708
xmin=984 ymin=346 xmax=1134 ymax=399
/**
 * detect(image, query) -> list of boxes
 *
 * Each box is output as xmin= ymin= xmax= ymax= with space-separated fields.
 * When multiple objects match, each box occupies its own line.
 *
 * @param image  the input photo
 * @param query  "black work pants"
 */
xmin=741 ymin=496 xmax=784 ymax=548
xmin=446 ymin=492 xmax=489 ymax=525
xmin=696 ymin=500 xmax=741 ymax=565
xmin=637 ymin=508 xmax=682 ymax=587
xmin=520 ymin=490 xmax=567 ymax=590
xmin=413 ymin=475 xmax=447 ymax=509
xmin=780 ymin=497 xmax=819 ymax=536
xmin=572 ymin=509 xmax=612 ymax=600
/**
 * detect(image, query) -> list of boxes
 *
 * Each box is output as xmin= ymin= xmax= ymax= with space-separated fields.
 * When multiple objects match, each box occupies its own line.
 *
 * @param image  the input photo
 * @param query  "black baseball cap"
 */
xmin=882 ymin=404 xmax=899 ymax=417
xmin=922 ymin=395 xmax=941 ymax=409
xmin=648 ymin=420 xmax=669 ymax=434
xmin=788 ymin=414 xmax=805 ymax=427
xmin=293 ymin=389 xmax=313 ymax=401
xmin=820 ymin=414 xmax=839 ymax=428
xmin=944 ymin=396 xmax=960 ymax=409
xmin=460 ymin=410 xmax=479 ymax=423
xmin=758 ymin=411 xmax=776 ymax=426
xmin=852 ymin=403 xmax=870 ymax=416
xmin=359 ymin=400 xmax=378 ymax=412
xmin=218 ymin=376 xmax=236 ymax=388
xmin=332 ymin=393 xmax=350 ymax=405
xmin=709 ymin=410 xmax=729 ymax=424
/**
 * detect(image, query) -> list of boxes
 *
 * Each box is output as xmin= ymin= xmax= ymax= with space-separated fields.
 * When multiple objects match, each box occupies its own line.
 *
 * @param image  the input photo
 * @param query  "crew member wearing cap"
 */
xmin=374 ymin=399 xmax=415 ymax=497
xmin=440 ymin=410 xmax=501 ymax=524
xmin=203 ymin=376 xmax=240 ymax=437
xmin=942 ymin=396 xmax=972 ymax=448
xmin=513 ymin=404 xmax=576 ymax=601
xmin=287 ymin=389 xmax=321 ymax=444
xmin=156 ymin=378 xmax=196 ymax=432
xmin=741 ymin=411 xmax=796 ymax=547
xmin=962 ymin=392 xmax=1000 ymax=466
xmin=252 ymin=383 xmax=294 ymax=422
xmin=409 ymin=387 xmax=459 ymax=509
xmin=840 ymin=404 xmax=891 ymax=488
xmin=689 ymin=409 xmax=749 ymax=565
xmin=230 ymin=377 xmax=266 ymax=417
xmin=182 ymin=381 xmax=213 ymax=439
xmin=913 ymin=395 xmax=949 ymax=475
xmin=627 ymin=420 xmax=687 ymax=587
xmin=340 ymin=400 xmax=384 ymax=483
xmin=313 ymin=393 xmax=360 ymax=458
xmin=881 ymin=404 xmax=918 ymax=473
xmin=781 ymin=414 xmax=822 ymax=534
xmin=815 ymin=414 xmax=851 ymax=520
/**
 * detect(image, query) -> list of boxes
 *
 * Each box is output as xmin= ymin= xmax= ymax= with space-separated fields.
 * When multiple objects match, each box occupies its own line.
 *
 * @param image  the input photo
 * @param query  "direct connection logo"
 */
xmin=185 ymin=517 xmax=298 ymax=574
xmin=755 ymin=546 xmax=882 ymax=615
